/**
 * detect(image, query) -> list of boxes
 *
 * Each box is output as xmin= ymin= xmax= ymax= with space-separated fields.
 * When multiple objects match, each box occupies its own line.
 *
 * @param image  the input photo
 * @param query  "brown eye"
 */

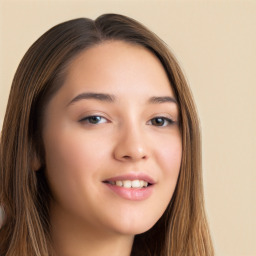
xmin=80 ymin=116 xmax=107 ymax=124
xmin=149 ymin=117 xmax=174 ymax=127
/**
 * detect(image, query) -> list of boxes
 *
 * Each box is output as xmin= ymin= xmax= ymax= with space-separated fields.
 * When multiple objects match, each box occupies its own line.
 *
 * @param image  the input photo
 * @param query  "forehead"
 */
xmin=57 ymin=40 xmax=175 ymax=102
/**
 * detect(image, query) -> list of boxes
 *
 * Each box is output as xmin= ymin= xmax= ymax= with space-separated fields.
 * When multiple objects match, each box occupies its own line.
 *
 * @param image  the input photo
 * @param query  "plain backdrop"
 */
xmin=0 ymin=1 xmax=255 ymax=255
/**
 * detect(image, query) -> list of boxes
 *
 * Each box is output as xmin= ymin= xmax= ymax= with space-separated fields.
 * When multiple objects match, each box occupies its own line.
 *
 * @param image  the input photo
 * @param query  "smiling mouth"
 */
xmin=103 ymin=180 xmax=152 ymax=189
xmin=103 ymin=176 xmax=154 ymax=200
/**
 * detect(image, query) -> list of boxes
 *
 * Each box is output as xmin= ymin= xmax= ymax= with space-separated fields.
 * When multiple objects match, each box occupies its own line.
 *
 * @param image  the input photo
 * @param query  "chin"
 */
xmin=109 ymin=214 xmax=160 ymax=236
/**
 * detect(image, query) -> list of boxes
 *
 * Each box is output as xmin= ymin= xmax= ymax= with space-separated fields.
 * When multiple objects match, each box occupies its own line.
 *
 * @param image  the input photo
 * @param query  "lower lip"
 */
xmin=104 ymin=183 xmax=154 ymax=201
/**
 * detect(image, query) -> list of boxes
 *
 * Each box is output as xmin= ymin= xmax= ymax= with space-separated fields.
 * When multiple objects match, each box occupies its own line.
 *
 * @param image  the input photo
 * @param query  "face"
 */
xmin=42 ymin=41 xmax=182 ymax=237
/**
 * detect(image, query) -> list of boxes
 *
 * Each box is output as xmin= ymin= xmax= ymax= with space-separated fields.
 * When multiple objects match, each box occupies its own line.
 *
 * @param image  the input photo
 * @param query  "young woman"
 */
xmin=0 ymin=14 xmax=214 ymax=256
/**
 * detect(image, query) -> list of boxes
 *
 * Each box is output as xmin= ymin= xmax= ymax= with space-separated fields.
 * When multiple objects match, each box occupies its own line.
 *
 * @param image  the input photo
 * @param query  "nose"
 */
xmin=113 ymin=125 xmax=149 ymax=162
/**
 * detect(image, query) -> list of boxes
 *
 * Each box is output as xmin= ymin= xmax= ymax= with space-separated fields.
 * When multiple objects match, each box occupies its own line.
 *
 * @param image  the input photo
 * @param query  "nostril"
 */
xmin=113 ymin=143 xmax=148 ymax=161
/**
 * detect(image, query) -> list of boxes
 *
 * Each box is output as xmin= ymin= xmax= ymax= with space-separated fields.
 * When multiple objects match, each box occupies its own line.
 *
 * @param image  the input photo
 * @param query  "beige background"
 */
xmin=0 ymin=0 xmax=255 ymax=255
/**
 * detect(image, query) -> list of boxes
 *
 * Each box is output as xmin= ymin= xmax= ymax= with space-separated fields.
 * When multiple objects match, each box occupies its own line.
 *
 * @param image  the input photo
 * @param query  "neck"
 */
xmin=49 ymin=202 xmax=134 ymax=256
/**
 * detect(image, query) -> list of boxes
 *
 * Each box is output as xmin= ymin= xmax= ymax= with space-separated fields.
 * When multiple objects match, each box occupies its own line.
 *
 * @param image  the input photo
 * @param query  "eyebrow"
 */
xmin=67 ymin=92 xmax=177 ymax=106
xmin=67 ymin=92 xmax=115 ymax=106
xmin=148 ymin=96 xmax=177 ymax=104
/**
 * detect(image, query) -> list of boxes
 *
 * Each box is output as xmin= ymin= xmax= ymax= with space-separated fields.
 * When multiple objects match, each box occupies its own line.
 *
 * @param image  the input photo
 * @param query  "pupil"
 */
xmin=154 ymin=118 xmax=164 ymax=126
xmin=90 ymin=116 xmax=100 ymax=123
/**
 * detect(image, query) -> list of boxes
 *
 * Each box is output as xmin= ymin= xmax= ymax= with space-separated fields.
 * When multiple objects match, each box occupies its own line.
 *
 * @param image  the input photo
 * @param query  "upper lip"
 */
xmin=103 ymin=173 xmax=156 ymax=184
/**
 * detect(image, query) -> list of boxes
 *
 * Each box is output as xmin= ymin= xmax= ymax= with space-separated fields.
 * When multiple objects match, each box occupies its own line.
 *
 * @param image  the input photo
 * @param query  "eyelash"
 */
xmin=79 ymin=116 xmax=108 ymax=125
xmin=79 ymin=115 xmax=175 ymax=127
xmin=147 ymin=117 xmax=175 ymax=127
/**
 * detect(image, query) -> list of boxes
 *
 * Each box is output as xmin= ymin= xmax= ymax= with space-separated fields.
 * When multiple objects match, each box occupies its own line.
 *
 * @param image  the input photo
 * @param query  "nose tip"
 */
xmin=121 ymin=147 xmax=147 ymax=161
xmin=113 ymin=130 xmax=148 ymax=162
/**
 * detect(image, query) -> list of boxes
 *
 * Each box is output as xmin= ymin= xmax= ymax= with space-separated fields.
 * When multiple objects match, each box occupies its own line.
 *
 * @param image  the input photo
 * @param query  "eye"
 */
xmin=79 ymin=115 xmax=108 ymax=125
xmin=148 ymin=117 xmax=175 ymax=127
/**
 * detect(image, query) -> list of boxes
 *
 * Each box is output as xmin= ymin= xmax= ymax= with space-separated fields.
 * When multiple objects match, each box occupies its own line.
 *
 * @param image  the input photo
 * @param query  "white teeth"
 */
xmin=143 ymin=181 xmax=148 ymax=187
xmin=108 ymin=179 xmax=150 ymax=188
xmin=116 ymin=181 xmax=123 ymax=187
xmin=131 ymin=180 xmax=141 ymax=188
xmin=123 ymin=180 xmax=132 ymax=188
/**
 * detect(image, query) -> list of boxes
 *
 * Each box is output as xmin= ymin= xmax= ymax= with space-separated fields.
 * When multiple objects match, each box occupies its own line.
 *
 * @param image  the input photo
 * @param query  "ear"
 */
xmin=31 ymin=152 xmax=42 ymax=171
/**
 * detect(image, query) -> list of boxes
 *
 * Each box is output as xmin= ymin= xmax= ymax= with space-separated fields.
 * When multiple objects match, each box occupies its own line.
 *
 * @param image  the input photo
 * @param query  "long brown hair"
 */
xmin=0 ymin=14 xmax=214 ymax=255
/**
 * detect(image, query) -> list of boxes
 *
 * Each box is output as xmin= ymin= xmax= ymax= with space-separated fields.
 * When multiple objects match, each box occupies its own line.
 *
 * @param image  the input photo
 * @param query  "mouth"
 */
xmin=103 ymin=179 xmax=152 ymax=189
xmin=102 ymin=174 xmax=155 ymax=201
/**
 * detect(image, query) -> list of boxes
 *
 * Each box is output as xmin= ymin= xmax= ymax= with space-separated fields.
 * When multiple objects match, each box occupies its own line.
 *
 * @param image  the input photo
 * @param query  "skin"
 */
xmin=41 ymin=41 xmax=182 ymax=256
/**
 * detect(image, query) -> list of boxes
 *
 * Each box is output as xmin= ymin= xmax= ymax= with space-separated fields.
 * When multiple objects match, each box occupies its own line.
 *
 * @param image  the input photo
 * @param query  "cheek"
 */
xmin=42 ymin=128 xmax=109 ymax=201
xmin=154 ymin=134 xmax=182 ymax=194
xmin=156 ymin=135 xmax=182 ymax=173
xmin=44 ymin=125 xmax=107 ymax=170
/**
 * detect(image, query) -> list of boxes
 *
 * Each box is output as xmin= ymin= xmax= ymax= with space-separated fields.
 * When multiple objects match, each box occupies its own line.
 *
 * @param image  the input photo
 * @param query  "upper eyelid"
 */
xmin=148 ymin=114 xmax=176 ymax=122
xmin=79 ymin=115 xmax=108 ymax=122
xmin=148 ymin=116 xmax=175 ymax=125
xmin=78 ymin=112 xmax=110 ymax=121
xmin=79 ymin=114 xmax=176 ymax=124
xmin=76 ymin=107 xmax=177 ymax=120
